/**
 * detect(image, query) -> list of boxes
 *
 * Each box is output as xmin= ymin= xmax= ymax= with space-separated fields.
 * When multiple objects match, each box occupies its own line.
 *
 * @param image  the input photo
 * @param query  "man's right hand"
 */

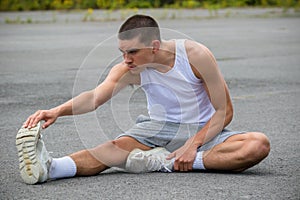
xmin=23 ymin=109 xmax=59 ymax=129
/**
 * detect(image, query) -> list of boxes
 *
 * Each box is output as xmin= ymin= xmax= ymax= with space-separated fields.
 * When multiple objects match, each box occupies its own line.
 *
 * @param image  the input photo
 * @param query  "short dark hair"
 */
xmin=118 ymin=14 xmax=161 ymax=45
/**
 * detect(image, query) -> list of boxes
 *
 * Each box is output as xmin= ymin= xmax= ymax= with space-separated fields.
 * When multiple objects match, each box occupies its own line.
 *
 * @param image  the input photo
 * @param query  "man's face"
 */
xmin=118 ymin=37 xmax=153 ymax=74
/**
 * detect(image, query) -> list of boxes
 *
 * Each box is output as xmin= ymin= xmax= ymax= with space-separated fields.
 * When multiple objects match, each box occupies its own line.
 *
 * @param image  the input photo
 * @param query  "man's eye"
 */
xmin=127 ymin=49 xmax=139 ymax=54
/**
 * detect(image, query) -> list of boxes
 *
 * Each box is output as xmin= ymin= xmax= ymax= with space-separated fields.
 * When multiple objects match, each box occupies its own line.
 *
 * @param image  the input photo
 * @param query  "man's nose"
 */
xmin=124 ymin=53 xmax=133 ymax=64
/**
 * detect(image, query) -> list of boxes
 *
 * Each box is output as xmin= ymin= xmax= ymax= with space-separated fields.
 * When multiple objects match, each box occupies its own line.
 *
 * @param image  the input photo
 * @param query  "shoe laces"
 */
xmin=145 ymin=154 xmax=172 ymax=172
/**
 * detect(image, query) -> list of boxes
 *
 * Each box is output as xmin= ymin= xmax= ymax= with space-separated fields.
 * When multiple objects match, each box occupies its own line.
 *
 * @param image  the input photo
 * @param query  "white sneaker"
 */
xmin=16 ymin=122 xmax=52 ymax=184
xmin=125 ymin=147 xmax=173 ymax=173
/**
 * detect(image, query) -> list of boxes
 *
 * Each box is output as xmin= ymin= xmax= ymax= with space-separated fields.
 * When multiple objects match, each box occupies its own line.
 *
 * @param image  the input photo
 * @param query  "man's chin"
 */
xmin=128 ymin=66 xmax=146 ymax=74
xmin=129 ymin=68 xmax=142 ymax=74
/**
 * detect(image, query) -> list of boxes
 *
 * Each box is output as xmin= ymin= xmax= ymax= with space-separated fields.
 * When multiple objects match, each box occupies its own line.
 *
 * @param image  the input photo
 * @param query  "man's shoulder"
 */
xmin=184 ymin=39 xmax=210 ymax=55
xmin=182 ymin=40 xmax=217 ymax=79
xmin=108 ymin=62 xmax=128 ymax=77
xmin=108 ymin=62 xmax=140 ymax=85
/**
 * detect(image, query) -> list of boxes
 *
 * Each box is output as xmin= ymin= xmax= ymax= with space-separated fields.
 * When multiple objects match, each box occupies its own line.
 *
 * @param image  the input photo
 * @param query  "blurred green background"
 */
xmin=1 ymin=0 xmax=299 ymax=11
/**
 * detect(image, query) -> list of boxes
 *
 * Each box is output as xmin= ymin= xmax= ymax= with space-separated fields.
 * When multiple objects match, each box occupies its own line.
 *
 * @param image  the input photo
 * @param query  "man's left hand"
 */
xmin=166 ymin=140 xmax=199 ymax=171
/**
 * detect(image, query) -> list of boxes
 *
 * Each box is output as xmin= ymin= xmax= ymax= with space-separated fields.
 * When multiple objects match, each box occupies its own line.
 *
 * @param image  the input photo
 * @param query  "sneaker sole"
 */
xmin=16 ymin=123 xmax=41 ymax=184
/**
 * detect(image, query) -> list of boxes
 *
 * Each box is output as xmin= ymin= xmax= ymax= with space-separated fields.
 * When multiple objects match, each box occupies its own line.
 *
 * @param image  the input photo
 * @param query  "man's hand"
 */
xmin=166 ymin=139 xmax=199 ymax=172
xmin=23 ymin=109 xmax=59 ymax=129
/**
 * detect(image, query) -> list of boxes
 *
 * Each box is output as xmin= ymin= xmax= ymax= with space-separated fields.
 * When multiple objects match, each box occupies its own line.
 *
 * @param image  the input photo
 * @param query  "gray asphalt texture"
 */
xmin=0 ymin=9 xmax=299 ymax=200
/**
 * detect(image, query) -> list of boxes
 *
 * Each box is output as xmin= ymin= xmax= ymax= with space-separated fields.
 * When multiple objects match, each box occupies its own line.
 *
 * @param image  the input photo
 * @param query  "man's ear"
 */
xmin=151 ymin=40 xmax=160 ymax=53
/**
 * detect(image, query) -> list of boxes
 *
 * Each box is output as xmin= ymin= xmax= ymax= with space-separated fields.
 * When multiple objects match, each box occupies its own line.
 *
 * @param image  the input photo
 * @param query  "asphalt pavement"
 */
xmin=0 ymin=9 xmax=299 ymax=200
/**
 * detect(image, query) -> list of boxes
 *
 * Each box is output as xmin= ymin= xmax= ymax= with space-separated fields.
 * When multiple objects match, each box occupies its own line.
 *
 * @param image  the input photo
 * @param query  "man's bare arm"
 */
xmin=24 ymin=63 xmax=132 ymax=129
xmin=187 ymin=40 xmax=233 ymax=147
xmin=167 ymin=40 xmax=233 ymax=171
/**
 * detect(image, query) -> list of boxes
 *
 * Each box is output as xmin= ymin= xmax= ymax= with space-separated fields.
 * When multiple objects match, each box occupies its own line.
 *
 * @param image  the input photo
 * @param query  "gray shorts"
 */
xmin=117 ymin=115 xmax=245 ymax=152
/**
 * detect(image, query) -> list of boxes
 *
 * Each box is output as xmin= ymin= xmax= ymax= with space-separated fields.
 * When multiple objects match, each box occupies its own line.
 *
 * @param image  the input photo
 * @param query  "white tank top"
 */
xmin=140 ymin=39 xmax=215 ymax=124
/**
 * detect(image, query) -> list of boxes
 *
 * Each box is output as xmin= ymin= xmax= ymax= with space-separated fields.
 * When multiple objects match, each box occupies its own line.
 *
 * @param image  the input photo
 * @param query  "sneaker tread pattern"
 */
xmin=16 ymin=123 xmax=41 ymax=184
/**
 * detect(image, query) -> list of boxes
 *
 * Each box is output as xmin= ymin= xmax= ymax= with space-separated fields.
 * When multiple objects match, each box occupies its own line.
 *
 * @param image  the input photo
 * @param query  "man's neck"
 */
xmin=152 ymin=40 xmax=176 ymax=73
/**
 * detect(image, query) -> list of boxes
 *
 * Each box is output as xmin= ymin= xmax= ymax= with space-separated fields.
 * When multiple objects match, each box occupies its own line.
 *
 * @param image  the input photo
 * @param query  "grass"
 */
xmin=5 ymin=16 xmax=32 ymax=24
xmin=3 ymin=7 xmax=300 ymax=24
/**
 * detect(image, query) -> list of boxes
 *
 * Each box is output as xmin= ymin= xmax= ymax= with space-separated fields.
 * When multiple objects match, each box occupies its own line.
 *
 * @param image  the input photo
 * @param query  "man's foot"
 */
xmin=125 ymin=147 xmax=173 ymax=173
xmin=16 ymin=122 xmax=52 ymax=184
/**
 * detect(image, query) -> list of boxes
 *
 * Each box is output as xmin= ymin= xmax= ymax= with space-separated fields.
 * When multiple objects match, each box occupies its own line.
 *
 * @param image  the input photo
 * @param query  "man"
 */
xmin=16 ymin=14 xmax=270 ymax=184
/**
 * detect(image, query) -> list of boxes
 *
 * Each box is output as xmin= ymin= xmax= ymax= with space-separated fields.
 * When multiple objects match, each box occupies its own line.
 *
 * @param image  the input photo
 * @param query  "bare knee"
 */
xmin=111 ymin=137 xmax=151 ymax=152
xmin=243 ymin=132 xmax=270 ymax=163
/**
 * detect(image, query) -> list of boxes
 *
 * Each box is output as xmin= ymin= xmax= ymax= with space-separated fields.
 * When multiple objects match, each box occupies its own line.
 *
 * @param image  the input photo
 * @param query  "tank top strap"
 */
xmin=175 ymin=39 xmax=200 ymax=83
xmin=175 ymin=39 xmax=188 ymax=60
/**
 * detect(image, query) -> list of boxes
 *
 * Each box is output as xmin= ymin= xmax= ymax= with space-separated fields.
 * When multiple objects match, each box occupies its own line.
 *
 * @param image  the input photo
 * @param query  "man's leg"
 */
xmin=17 ymin=121 xmax=151 ymax=184
xmin=125 ymin=132 xmax=270 ymax=173
xmin=69 ymin=137 xmax=151 ymax=176
xmin=201 ymin=132 xmax=270 ymax=171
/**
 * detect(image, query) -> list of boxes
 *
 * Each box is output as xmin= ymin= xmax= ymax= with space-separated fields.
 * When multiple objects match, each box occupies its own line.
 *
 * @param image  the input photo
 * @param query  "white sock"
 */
xmin=192 ymin=151 xmax=206 ymax=170
xmin=49 ymin=156 xmax=77 ymax=179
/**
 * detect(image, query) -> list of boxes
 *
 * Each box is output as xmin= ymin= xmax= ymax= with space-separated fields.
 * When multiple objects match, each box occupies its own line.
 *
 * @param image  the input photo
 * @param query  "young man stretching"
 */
xmin=16 ymin=14 xmax=270 ymax=184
